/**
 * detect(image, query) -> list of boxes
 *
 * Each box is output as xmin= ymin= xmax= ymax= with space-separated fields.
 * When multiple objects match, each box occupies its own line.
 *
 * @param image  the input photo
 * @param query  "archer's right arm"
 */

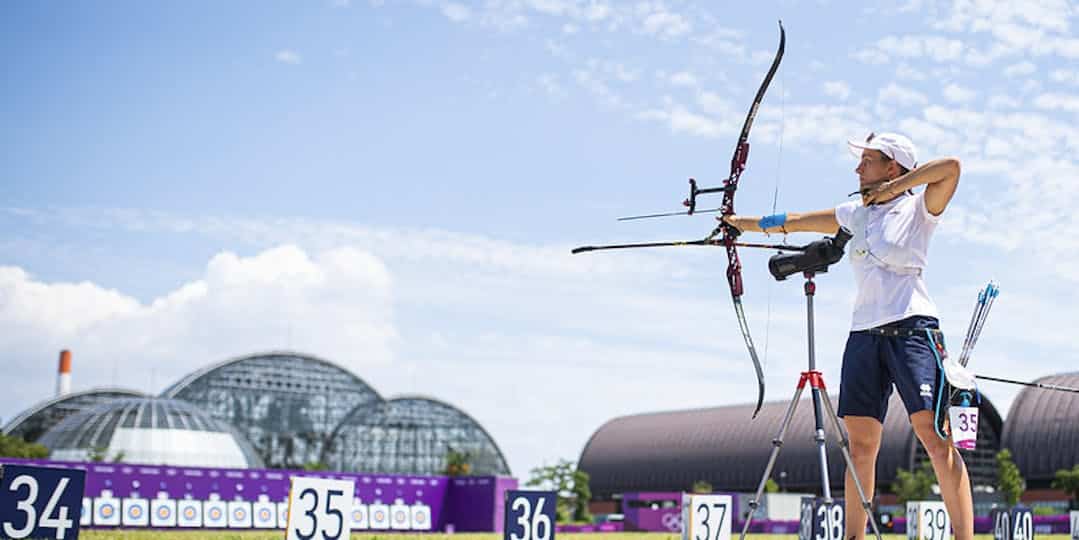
xmin=723 ymin=209 xmax=839 ymax=235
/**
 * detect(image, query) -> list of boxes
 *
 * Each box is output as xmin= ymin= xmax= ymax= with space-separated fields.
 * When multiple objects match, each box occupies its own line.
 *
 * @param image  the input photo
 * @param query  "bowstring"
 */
xmin=762 ymin=66 xmax=786 ymax=372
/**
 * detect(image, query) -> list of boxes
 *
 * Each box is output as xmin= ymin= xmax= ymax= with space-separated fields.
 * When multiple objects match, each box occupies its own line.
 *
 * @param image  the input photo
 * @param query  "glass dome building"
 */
xmin=161 ymin=351 xmax=383 ymax=468
xmin=322 ymin=395 xmax=511 ymax=476
xmin=37 ymin=397 xmax=264 ymax=468
xmin=2 ymin=388 xmax=146 ymax=443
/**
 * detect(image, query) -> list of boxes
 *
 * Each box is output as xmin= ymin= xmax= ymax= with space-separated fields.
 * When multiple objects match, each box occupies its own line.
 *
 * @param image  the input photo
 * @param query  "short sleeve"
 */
xmin=834 ymin=200 xmax=860 ymax=230
xmin=915 ymin=189 xmax=943 ymax=224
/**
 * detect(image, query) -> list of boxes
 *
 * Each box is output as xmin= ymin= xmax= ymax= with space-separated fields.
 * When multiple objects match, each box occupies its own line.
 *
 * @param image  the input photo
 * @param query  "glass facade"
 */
xmin=323 ymin=396 xmax=511 ymax=476
xmin=9 ymin=351 xmax=513 ymax=475
xmin=2 ymin=388 xmax=146 ymax=443
xmin=36 ymin=397 xmax=264 ymax=468
xmin=161 ymin=352 xmax=382 ymax=469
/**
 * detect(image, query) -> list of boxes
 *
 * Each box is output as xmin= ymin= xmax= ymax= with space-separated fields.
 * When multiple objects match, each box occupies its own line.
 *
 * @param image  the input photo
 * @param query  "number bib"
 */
xmin=948 ymin=406 xmax=978 ymax=450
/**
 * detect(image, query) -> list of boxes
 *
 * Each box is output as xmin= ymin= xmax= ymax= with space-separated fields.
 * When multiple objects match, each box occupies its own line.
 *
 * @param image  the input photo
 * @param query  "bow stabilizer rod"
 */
xmin=975 ymin=374 xmax=1079 ymax=394
xmin=571 ymin=239 xmax=807 ymax=254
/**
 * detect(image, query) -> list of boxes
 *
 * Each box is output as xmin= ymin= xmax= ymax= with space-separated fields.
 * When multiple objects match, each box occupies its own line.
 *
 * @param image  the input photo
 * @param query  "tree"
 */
xmin=443 ymin=448 xmax=472 ymax=476
xmin=1051 ymin=464 xmax=1079 ymax=510
xmin=765 ymin=478 xmax=780 ymax=493
xmin=692 ymin=480 xmax=713 ymax=494
xmin=302 ymin=461 xmax=330 ymax=471
xmin=892 ymin=461 xmax=936 ymax=505
xmin=996 ymin=449 xmax=1025 ymax=506
xmin=0 ymin=433 xmax=49 ymax=459
xmin=526 ymin=459 xmax=592 ymax=523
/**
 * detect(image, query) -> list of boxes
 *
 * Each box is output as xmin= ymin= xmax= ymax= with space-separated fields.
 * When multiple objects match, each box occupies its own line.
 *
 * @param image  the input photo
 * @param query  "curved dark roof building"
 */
xmin=37 ymin=397 xmax=264 ymax=468
xmin=162 ymin=351 xmax=382 ymax=468
xmin=2 ymin=388 xmax=146 ymax=443
xmin=1000 ymin=372 xmax=1079 ymax=488
xmin=322 ymin=395 xmax=511 ymax=476
xmin=579 ymin=393 xmax=1003 ymax=500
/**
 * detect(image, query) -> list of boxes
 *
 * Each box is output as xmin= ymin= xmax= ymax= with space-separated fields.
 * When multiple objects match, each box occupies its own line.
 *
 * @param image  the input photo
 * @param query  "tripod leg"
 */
xmin=738 ymin=384 xmax=806 ymax=540
xmin=819 ymin=392 xmax=883 ymax=540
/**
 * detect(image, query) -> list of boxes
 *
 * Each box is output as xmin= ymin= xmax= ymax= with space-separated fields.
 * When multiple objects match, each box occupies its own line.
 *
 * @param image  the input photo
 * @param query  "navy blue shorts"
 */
xmin=838 ymin=316 xmax=947 ymax=423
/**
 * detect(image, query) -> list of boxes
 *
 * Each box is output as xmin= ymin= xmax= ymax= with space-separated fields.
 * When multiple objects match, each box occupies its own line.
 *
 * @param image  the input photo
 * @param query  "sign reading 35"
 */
xmin=285 ymin=476 xmax=355 ymax=540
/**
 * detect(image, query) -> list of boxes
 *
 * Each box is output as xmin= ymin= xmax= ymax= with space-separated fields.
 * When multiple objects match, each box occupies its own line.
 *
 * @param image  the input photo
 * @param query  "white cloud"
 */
xmin=636 ymin=103 xmax=722 ymax=138
xmin=823 ymin=81 xmax=851 ymax=100
xmin=573 ymin=68 xmax=625 ymax=109
xmin=0 ymin=245 xmax=398 ymax=423
xmin=1003 ymin=61 xmax=1036 ymax=77
xmin=878 ymin=82 xmax=929 ymax=107
xmin=943 ymin=83 xmax=976 ymax=104
xmin=274 ymin=50 xmax=302 ymax=64
xmin=669 ymin=71 xmax=698 ymax=87
xmin=987 ymin=94 xmax=1020 ymax=109
xmin=1033 ymin=93 xmax=1079 ymax=113
xmin=1050 ymin=69 xmax=1079 ymax=85
xmin=636 ymin=4 xmax=691 ymax=38
xmin=441 ymin=2 xmax=471 ymax=22
xmin=866 ymin=35 xmax=966 ymax=63
xmin=537 ymin=73 xmax=567 ymax=100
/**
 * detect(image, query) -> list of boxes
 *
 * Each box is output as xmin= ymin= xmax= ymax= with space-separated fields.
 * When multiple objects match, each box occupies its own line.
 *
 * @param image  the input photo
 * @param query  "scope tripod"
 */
xmin=738 ymin=272 xmax=882 ymax=540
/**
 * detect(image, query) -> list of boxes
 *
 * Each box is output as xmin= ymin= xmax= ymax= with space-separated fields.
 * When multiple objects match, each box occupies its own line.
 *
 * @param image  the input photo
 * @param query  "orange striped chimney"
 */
xmin=57 ymin=350 xmax=72 ymax=396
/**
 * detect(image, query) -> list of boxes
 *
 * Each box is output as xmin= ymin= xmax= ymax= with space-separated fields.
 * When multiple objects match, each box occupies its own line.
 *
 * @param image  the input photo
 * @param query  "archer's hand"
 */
xmin=861 ymin=180 xmax=901 ymax=205
xmin=721 ymin=215 xmax=754 ymax=233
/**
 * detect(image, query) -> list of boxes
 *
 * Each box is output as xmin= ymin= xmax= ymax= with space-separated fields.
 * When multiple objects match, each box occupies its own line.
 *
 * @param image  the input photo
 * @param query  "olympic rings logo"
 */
xmin=662 ymin=512 xmax=683 ymax=532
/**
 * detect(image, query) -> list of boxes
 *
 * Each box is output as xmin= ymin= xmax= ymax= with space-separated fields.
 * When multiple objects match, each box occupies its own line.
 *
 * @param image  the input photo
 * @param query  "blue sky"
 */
xmin=3 ymin=0 xmax=1079 ymax=480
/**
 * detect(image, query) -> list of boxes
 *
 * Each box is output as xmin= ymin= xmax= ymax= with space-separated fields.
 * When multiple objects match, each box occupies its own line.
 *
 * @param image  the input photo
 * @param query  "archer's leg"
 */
xmin=911 ymin=411 xmax=974 ymax=540
xmin=843 ymin=416 xmax=882 ymax=540
xmin=837 ymin=328 xmax=888 ymax=540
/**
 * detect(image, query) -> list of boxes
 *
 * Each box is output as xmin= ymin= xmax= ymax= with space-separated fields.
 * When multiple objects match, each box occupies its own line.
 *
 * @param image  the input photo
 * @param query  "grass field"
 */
xmin=76 ymin=533 xmax=1076 ymax=540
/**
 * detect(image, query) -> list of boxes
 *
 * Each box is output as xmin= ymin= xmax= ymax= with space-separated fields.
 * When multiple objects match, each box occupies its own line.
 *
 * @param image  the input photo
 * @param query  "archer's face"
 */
xmin=855 ymin=149 xmax=897 ymax=188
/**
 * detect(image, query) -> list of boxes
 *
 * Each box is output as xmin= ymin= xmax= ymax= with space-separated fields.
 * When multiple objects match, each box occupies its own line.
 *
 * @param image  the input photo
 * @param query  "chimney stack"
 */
xmin=57 ymin=350 xmax=72 ymax=397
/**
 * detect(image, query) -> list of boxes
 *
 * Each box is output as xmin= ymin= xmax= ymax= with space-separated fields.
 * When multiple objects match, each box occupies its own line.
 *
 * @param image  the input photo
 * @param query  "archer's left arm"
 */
xmin=872 ymin=157 xmax=961 ymax=215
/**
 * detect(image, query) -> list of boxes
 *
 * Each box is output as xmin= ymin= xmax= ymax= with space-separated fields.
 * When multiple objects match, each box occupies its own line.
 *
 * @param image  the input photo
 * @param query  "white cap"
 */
xmin=848 ymin=132 xmax=918 ymax=171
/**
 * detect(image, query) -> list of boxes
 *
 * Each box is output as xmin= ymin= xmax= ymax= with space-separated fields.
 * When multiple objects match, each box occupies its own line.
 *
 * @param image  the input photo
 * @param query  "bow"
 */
xmin=691 ymin=21 xmax=785 ymax=418
xmin=571 ymin=21 xmax=786 ymax=419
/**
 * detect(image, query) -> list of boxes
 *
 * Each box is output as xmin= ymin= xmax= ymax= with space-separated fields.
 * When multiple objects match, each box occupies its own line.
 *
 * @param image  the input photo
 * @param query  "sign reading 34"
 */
xmin=0 ymin=464 xmax=86 ymax=540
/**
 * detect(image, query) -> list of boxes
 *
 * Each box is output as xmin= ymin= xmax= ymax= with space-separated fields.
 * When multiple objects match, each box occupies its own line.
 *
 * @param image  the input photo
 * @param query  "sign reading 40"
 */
xmin=0 ymin=464 xmax=86 ymax=540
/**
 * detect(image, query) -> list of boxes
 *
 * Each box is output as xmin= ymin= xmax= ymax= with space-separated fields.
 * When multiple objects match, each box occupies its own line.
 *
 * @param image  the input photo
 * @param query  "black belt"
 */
xmin=861 ymin=326 xmax=943 ymax=337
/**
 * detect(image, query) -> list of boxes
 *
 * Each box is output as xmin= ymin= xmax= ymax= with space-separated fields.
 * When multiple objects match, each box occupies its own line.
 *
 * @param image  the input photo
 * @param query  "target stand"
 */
xmin=737 ymin=272 xmax=882 ymax=540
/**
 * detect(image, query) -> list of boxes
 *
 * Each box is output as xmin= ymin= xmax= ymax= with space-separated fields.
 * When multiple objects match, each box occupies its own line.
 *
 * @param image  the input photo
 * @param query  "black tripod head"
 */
xmin=768 ymin=227 xmax=853 ymax=281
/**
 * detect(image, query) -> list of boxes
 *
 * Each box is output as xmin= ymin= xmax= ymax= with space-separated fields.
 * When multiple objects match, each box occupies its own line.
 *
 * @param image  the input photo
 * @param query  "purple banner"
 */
xmin=0 ymin=458 xmax=515 ymax=532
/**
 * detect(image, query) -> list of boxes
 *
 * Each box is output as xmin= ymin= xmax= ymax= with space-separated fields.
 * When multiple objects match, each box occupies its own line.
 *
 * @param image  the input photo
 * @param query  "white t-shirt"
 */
xmin=834 ymin=190 xmax=941 ymax=331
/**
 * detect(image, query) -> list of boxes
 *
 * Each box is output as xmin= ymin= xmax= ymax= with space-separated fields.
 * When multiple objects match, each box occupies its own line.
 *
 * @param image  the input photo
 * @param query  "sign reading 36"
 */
xmin=503 ymin=490 xmax=555 ymax=540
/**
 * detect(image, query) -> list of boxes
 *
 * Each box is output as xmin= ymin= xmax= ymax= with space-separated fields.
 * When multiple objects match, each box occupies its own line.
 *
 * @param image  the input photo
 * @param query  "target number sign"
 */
xmin=802 ymin=498 xmax=843 ymax=540
xmin=285 ymin=476 xmax=355 ymax=540
xmin=681 ymin=494 xmax=731 ymax=540
xmin=908 ymin=501 xmax=949 ymax=540
xmin=503 ymin=490 xmax=555 ymax=540
xmin=993 ymin=507 xmax=1034 ymax=540
xmin=1069 ymin=511 xmax=1078 ymax=540
xmin=0 ymin=464 xmax=86 ymax=540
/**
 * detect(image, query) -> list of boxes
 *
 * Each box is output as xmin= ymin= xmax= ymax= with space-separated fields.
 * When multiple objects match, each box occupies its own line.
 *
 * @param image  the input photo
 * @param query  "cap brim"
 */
xmin=847 ymin=138 xmax=876 ymax=158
